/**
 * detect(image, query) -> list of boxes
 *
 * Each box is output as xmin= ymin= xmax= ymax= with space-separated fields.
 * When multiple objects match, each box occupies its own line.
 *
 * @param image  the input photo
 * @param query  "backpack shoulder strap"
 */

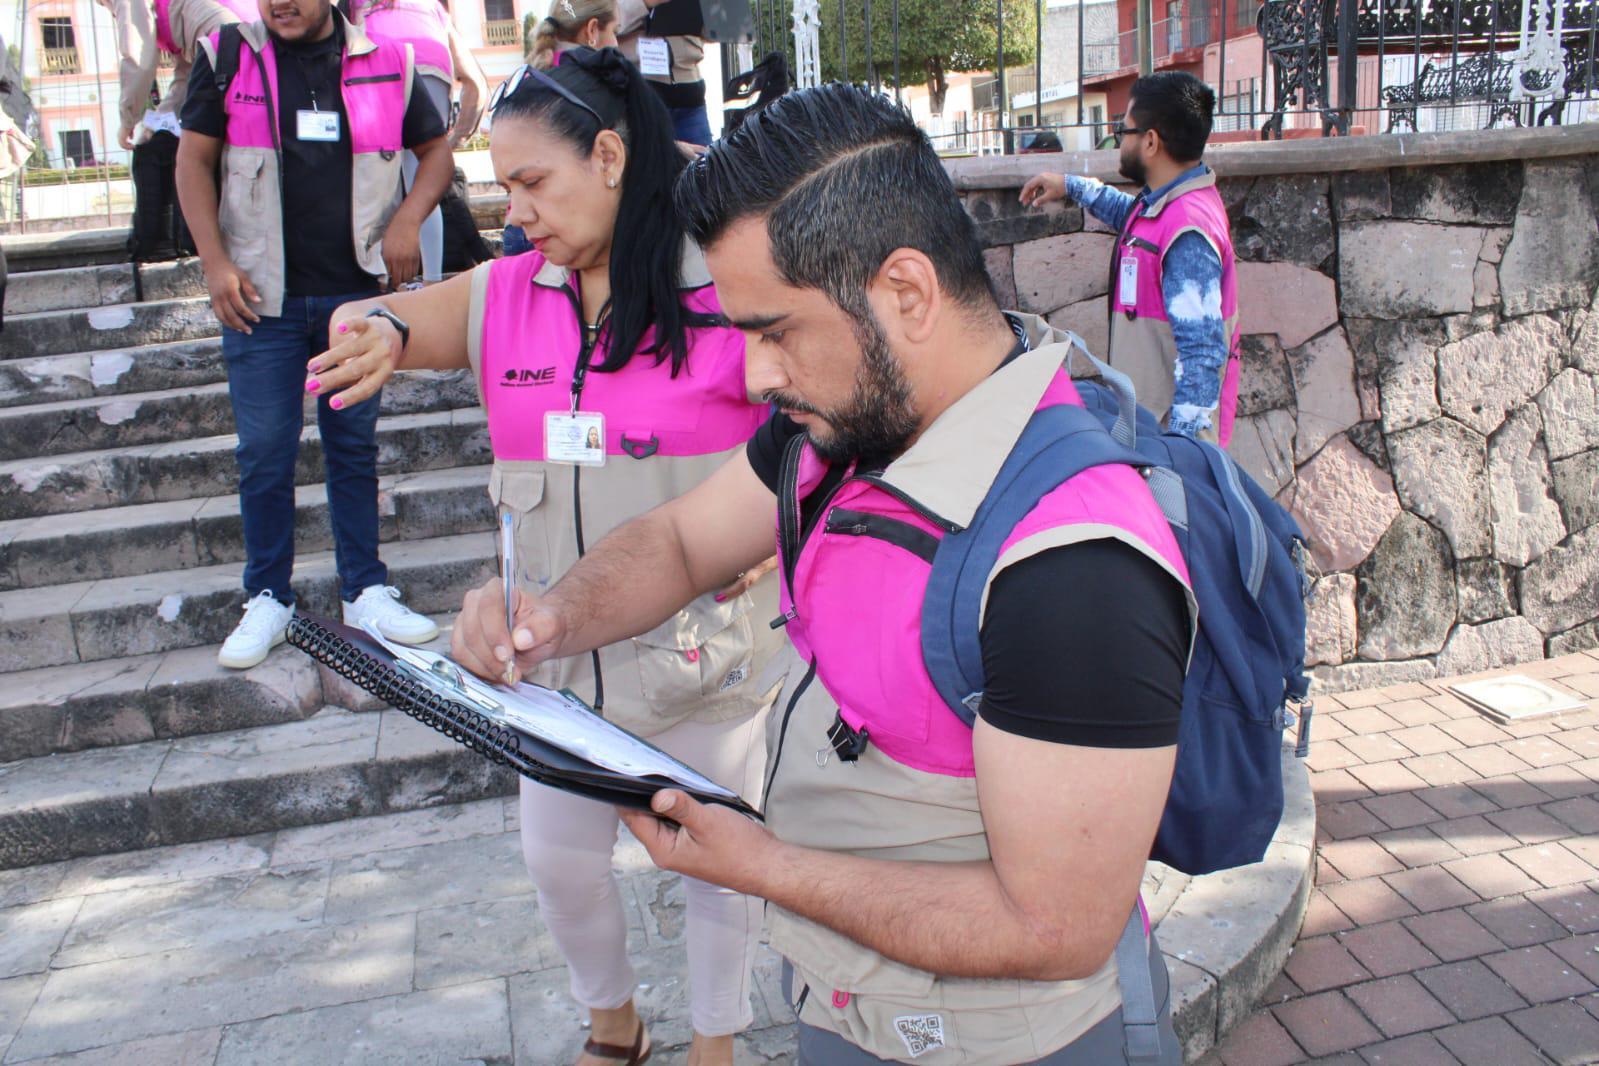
xmin=920 ymin=402 xmax=1147 ymax=723
xmin=213 ymin=23 xmax=245 ymax=95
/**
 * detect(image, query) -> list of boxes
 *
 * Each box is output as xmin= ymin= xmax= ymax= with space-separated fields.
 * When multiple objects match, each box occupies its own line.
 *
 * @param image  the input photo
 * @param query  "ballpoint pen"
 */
xmin=500 ymin=511 xmax=517 ymax=686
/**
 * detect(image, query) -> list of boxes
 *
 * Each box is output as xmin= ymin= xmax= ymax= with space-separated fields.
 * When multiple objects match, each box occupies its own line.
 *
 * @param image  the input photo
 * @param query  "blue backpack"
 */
xmin=921 ymin=340 xmax=1313 ymax=877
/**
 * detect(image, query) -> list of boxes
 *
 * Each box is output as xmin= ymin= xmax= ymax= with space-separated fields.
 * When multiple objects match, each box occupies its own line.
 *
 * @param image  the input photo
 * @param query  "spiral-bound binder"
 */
xmin=287 ymin=614 xmax=758 ymax=815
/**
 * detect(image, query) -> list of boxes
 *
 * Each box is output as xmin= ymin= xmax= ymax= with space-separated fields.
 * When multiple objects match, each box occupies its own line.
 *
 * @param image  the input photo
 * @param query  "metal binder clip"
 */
xmin=429 ymin=658 xmax=467 ymax=691
xmin=361 ymin=620 xmax=509 ymax=720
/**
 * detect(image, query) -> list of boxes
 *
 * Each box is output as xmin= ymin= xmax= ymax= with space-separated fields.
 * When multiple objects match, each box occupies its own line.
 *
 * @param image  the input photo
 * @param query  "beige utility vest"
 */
xmin=198 ymin=14 xmax=410 ymax=318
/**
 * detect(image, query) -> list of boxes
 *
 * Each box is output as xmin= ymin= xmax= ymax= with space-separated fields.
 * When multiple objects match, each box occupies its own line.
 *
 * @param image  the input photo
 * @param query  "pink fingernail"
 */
xmin=307 ymin=361 xmax=322 ymax=373
xmin=305 ymin=379 xmax=320 ymax=393
xmin=337 ymin=323 xmax=348 ymax=333
xmin=714 ymin=593 xmax=726 ymax=602
xmin=330 ymin=396 xmax=344 ymax=410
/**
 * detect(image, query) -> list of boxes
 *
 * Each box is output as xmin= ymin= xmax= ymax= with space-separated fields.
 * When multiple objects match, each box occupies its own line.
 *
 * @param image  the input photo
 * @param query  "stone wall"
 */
xmin=950 ymin=128 xmax=1599 ymax=690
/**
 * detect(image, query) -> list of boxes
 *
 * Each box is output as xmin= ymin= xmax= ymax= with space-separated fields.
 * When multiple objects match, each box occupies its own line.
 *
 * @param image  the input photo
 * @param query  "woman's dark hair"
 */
xmin=492 ymin=46 xmax=707 ymax=375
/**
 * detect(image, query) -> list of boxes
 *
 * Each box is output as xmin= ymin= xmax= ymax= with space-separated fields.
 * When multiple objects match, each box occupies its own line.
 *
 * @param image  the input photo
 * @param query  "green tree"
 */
xmin=816 ymin=0 xmax=1036 ymax=115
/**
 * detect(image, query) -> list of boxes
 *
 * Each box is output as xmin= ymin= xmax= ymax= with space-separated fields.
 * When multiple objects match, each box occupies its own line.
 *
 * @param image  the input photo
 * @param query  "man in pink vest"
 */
xmin=452 ymin=84 xmax=1191 ymax=1064
xmin=174 ymin=0 xmax=452 ymax=668
xmin=1022 ymin=72 xmax=1240 ymax=447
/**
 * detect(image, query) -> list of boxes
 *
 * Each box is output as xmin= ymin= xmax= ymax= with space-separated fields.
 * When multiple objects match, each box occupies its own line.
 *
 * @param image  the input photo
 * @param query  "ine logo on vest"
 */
xmin=502 ymin=367 xmax=557 ymax=387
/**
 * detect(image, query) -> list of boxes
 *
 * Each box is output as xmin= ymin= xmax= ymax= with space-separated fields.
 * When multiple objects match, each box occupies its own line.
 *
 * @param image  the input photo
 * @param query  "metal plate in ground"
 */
xmin=1449 ymin=674 xmax=1588 ymax=722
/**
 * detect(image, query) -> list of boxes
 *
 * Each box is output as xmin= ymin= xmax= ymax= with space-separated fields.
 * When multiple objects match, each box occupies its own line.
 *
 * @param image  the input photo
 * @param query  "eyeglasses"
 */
xmin=1111 ymin=124 xmax=1147 ymax=141
xmin=488 ymin=63 xmax=605 ymax=125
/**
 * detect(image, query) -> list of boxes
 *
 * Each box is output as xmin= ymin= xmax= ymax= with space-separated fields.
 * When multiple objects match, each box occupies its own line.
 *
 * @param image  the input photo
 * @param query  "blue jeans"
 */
xmin=669 ymin=103 xmax=713 ymax=146
xmin=222 ymin=292 xmax=388 ymax=604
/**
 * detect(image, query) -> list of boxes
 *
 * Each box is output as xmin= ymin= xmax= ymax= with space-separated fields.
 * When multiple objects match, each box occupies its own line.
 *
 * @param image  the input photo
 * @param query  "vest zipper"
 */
xmin=822 ymin=508 xmax=940 ymax=563
xmin=761 ymin=656 xmax=817 ymax=804
xmin=848 ymin=475 xmax=960 ymax=534
xmin=250 ymin=43 xmax=286 ymax=242
xmin=560 ymin=281 xmax=606 ymax=713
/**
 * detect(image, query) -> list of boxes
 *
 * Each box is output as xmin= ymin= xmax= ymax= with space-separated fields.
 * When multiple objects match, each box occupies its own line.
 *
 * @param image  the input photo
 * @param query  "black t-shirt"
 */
xmin=181 ymin=21 xmax=447 ymax=297
xmin=746 ymin=414 xmax=1189 ymax=749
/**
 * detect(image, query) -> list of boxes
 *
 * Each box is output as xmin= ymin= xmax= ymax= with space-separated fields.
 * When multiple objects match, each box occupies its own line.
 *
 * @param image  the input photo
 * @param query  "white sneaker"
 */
xmin=343 ymin=584 xmax=440 ymax=645
xmin=218 ymin=590 xmax=294 ymax=669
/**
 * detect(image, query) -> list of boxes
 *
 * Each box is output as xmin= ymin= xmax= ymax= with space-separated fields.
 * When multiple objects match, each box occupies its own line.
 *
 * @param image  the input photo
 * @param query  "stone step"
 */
xmin=4 ymin=297 xmax=217 ymax=360
xmin=0 ymin=369 xmax=479 ymax=459
xmin=0 ymin=464 xmax=493 ymax=591
xmin=0 ymin=644 xmax=320 ymax=764
xmin=0 ymin=530 xmax=495 ymax=672
xmin=0 ymin=338 xmax=227 ymax=410
xmin=0 ymin=406 xmax=490 ymax=521
xmin=2 ymin=259 xmax=207 ymax=315
xmin=0 ymin=704 xmax=517 ymax=869
xmin=0 ymin=610 xmax=462 ymax=764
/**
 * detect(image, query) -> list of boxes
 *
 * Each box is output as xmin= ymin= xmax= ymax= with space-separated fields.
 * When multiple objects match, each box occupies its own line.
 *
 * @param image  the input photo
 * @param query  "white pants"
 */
xmin=519 ymin=709 xmax=769 ymax=1037
xmin=402 ymin=74 xmax=451 ymax=282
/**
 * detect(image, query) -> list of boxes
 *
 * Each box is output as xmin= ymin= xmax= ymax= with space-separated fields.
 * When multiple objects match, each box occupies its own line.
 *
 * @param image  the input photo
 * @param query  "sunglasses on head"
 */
xmin=489 ymin=63 xmax=605 ymax=125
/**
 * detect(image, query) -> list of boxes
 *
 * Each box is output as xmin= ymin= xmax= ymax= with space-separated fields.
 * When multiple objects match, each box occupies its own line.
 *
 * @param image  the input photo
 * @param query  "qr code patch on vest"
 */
xmin=719 ymin=665 xmax=749 ymax=692
xmin=894 ymin=1014 xmax=946 ymax=1058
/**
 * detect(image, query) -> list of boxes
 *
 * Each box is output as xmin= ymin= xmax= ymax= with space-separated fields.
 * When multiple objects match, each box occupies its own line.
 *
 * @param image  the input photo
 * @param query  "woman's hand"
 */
xmin=306 ymin=314 xmax=402 ymax=410
xmin=714 ymin=556 xmax=776 ymax=602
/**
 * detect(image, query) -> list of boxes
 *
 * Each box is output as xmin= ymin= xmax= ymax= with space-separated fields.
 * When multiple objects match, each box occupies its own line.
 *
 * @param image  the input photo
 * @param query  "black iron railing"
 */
xmin=741 ymin=0 xmax=1596 ymax=150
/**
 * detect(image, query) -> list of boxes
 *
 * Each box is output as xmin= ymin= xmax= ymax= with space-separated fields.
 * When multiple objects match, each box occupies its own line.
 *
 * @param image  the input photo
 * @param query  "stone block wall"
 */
xmin=955 ymin=137 xmax=1599 ymax=690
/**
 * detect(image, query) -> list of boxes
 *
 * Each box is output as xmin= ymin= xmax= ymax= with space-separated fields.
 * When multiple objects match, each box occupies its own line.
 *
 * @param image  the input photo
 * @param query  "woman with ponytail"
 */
xmin=310 ymin=47 xmax=779 ymax=1066
xmin=527 ymin=0 xmax=618 ymax=68
xmin=502 ymin=0 xmax=619 ymax=255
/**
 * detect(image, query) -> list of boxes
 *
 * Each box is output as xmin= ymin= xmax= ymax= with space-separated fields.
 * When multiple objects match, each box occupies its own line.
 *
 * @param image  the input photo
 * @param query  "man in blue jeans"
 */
xmin=175 ymin=0 xmax=451 ymax=668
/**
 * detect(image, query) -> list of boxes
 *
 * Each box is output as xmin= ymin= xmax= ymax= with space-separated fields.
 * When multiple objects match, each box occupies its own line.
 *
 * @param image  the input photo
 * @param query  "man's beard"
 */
xmin=766 ymin=311 xmax=919 ymax=465
xmin=1119 ymin=148 xmax=1147 ymax=186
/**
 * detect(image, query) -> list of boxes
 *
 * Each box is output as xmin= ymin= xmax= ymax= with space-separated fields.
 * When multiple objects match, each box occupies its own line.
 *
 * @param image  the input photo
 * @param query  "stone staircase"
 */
xmin=0 ymin=253 xmax=517 ymax=871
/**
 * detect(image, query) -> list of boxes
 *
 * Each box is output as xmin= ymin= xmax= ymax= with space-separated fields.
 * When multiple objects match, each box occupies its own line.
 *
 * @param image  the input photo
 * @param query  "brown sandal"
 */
xmin=581 ymin=1021 xmax=650 ymax=1066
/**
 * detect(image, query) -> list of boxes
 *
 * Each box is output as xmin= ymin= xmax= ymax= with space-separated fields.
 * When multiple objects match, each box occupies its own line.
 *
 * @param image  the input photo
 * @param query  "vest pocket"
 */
xmin=487 ymin=465 xmax=552 ymax=590
xmin=630 ymin=590 xmax=757 ymax=717
xmin=219 ymin=153 xmax=268 ymax=272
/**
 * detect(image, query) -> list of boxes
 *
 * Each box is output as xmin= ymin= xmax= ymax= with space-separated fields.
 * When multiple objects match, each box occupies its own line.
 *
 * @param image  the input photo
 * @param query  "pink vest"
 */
xmin=213 ymin=27 xmax=409 ymax=154
xmin=352 ymin=0 xmax=452 ymax=78
xmin=477 ymin=252 xmax=767 ymax=460
xmin=155 ymin=0 xmax=257 ymax=55
xmin=1115 ymin=179 xmax=1242 ymax=446
xmin=779 ymin=369 xmax=1190 ymax=779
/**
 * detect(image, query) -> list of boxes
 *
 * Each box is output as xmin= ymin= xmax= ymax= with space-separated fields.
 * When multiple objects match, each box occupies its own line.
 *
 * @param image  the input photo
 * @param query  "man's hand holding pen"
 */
xmin=454 ymin=577 xmax=568 ymax=686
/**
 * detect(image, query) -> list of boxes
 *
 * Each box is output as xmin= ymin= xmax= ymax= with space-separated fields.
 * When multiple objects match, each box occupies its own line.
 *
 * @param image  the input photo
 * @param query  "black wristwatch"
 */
xmin=365 ymin=307 xmax=410 ymax=352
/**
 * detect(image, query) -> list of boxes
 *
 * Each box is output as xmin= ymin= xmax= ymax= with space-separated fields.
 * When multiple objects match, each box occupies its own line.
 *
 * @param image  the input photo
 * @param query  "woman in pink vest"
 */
xmin=346 ymin=0 xmax=487 ymax=281
xmin=307 ymin=47 xmax=781 ymax=1066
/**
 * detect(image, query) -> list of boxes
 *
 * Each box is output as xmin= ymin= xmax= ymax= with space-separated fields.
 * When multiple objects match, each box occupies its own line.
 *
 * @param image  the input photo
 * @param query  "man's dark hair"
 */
xmin=1128 ymin=71 xmax=1216 ymax=162
xmin=674 ymin=83 xmax=994 ymax=321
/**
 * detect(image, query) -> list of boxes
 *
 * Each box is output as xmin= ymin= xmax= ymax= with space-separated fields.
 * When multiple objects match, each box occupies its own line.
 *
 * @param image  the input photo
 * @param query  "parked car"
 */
xmin=1016 ymin=128 xmax=1064 ymax=153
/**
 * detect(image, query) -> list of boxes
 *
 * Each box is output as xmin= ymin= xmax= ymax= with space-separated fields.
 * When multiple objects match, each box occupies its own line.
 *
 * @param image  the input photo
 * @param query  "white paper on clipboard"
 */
xmin=360 ymin=624 xmax=735 ymax=799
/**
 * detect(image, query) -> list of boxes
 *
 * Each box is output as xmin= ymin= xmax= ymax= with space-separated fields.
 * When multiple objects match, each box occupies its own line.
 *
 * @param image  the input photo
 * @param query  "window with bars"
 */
xmin=40 ymin=17 xmax=75 ymax=50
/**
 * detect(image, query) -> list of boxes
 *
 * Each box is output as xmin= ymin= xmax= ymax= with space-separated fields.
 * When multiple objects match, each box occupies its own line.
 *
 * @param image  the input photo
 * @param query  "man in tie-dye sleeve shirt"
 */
xmin=1021 ymin=73 xmax=1240 ymax=445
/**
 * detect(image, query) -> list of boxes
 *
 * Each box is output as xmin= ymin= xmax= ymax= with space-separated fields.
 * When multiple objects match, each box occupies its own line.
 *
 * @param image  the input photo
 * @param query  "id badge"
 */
xmin=637 ymin=37 xmax=671 ymax=77
xmin=1118 ymin=255 xmax=1139 ymax=308
xmin=296 ymin=109 xmax=340 ymax=142
xmin=545 ymin=411 xmax=607 ymax=467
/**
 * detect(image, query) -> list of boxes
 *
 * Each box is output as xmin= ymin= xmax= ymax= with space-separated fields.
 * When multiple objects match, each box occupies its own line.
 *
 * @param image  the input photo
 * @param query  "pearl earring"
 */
xmin=607 ymin=177 xmax=617 ymax=188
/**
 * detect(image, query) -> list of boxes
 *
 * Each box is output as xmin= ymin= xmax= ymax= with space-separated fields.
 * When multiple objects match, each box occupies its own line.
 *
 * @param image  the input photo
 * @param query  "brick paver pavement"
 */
xmin=1203 ymin=649 xmax=1599 ymax=1066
